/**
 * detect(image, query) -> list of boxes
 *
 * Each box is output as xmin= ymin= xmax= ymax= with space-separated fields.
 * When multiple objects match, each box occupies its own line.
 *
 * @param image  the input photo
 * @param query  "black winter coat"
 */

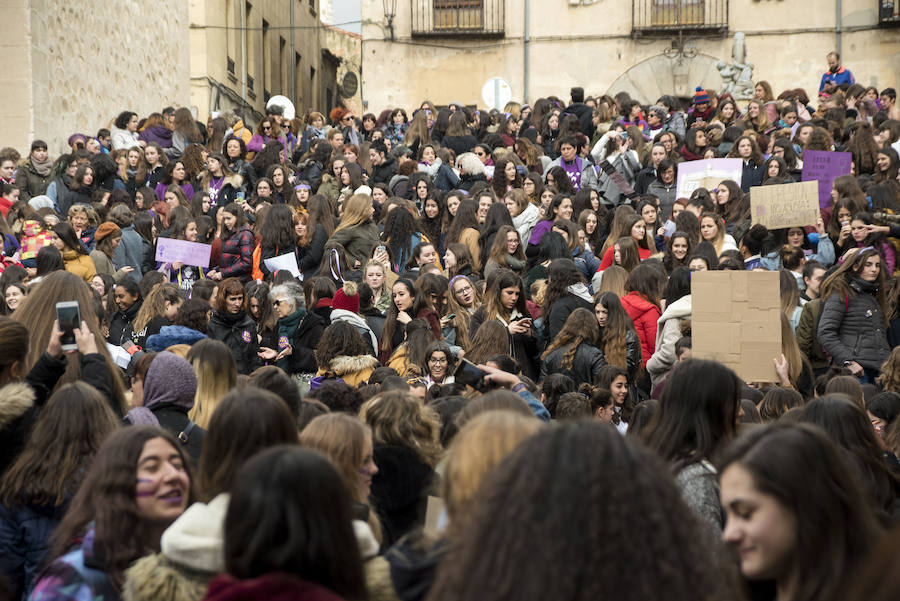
xmin=370 ymin=444 xmax=436 ymax=548
xmin=207 ymin=310 xmax=260 ymax=374
xmin=544 ymin=294 xmax=594 ymax=347
xmin=817 ymin=280 xmax=891 ymax=370
xmin=151 ymin=405 xmax=206 ymax=465
xmin=540 ymin=342 xmax=606 ymax=387
xmin=284 ymin=312 xmax=326 ymax=374
xmin=108 ymin=300 xmax=142 ymax=346
xmin=372 ymin=156 xmax=399 ymax=185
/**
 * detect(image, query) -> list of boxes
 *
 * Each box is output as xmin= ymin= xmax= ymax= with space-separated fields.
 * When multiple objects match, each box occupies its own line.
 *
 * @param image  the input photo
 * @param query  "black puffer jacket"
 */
xmin=207 ymin=310 xmax=260 ymax=374
xmin=817 ymin=278 xmax=891 ymax=370
xmin=540 ymin=342 xmax=606 ymax=387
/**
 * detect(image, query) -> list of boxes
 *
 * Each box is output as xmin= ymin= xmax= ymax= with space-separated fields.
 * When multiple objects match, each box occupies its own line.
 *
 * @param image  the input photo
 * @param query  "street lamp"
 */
xmin=383 ymin=0 xmax=397 ymax=41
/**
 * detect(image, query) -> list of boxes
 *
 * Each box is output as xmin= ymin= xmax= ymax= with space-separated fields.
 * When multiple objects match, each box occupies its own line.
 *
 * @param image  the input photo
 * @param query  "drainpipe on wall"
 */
xmin=290 ymin=0 xmax=295 ymax=105
xmin=524 ymin=0 xmax=530 ymax=104
xmin=835 ymin=0 xmax=842 ymax=57
xmin=241 ymin=0 xmax=247 ymax=102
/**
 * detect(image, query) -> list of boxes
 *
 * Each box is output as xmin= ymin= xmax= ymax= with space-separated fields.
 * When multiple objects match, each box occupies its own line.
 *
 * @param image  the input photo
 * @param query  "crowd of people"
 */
xmin=0 ymin=50 xmax=900 ymax=601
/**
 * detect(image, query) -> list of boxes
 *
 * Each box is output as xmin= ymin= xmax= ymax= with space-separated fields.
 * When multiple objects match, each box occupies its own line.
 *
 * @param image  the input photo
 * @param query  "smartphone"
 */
xmin=56 ymin=301 xmax=80 ymax=352
xmin=619 ymin=132 xmax=629 ymax=140
xmin=376 ymin=245 xmax=386 ymax=253
xmin=454 ymin=358 xmax=492 ymax=392
xmin=445 ymin=313 xmax=456 ymax=320
xmin=235 ymin=191 xmax=245 ymax=204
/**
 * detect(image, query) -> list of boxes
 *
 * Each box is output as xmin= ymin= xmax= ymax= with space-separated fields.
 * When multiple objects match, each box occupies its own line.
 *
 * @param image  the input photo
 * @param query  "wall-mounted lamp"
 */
xmin=383 ymin=0 xmax=397 ymax=41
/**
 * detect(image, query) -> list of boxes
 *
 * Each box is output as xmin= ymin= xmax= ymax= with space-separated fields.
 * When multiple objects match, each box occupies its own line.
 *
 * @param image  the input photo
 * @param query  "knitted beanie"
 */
xmin=693 ymin=87 xmax=711 ymax=105
xmin=332 ymin=281 xmax=360 ymax=314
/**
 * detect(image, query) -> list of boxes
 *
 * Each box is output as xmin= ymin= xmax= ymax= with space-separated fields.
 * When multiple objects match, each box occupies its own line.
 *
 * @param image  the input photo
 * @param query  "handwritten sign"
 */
xmin=750 ymin=181 xmax=820 ymax=230
xmin=692 ymin=270 xmax=781 ymax=383
xmin=155 ymin=238 xmax=212 ymax=268
xmin=264 ymin=252 xmax=302 ymax=278
xmin=801 ymin=150 xmax=852 ymax=209
xmin=676 ymin=158 xmax=743 ymax=199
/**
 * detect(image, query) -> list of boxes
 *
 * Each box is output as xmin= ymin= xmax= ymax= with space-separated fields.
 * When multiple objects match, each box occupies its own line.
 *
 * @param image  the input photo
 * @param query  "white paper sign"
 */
xmin=263 ymin=252 xmax=301 ymax=278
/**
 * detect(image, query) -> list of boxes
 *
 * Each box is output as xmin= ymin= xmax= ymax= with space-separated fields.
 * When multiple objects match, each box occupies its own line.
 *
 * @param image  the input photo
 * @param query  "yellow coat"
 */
xmin=63 ymin=249 xmax=98 ymax=283
xmin=316 ymin=354 xmax=381 ymax=388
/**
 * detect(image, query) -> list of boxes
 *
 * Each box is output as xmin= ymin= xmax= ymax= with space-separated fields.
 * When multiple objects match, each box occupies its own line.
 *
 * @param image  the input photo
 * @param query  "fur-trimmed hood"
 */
xmin=0 ymin=382 xmax=36 ymax=430
xmin=330 ymin=354 xmax=380 ymax=377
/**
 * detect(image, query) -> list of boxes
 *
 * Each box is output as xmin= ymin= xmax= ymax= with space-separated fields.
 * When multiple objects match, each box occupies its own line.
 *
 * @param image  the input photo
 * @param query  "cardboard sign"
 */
xmin=264 ymin=252 xmax=301 ymax=278
xmin=675 ymin=158 xmax=743 ymax=199
xmin=155 ymin=238 xmax=212 ymax=268
xmin=691 ymin=270 xmax=781 ymax=383
xmin=800 ymin=150 xmax=852 ymax=209
xmin=750 ymin=180 xmax=820 ymax=230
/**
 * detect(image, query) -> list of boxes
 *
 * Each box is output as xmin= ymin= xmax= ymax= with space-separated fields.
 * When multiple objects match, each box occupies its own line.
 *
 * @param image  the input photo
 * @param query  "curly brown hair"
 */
xmin=541 ymin=308 xmax=598 ymax=370
xmin=360 ymin=390 xmax=442 ymax=467
xmin=427 ymin=422 xmax=741 ymax=601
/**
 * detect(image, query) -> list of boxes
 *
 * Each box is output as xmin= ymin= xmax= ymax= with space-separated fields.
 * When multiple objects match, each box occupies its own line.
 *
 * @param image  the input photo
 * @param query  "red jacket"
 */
xmin=598 ymin=245 xmax=652 ymax=271
xmin=620 ymin=292 xmax=660 ymax=367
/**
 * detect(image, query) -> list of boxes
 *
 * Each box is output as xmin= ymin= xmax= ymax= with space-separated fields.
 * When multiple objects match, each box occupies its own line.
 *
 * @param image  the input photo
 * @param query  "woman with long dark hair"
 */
xmin=207 ymin=203 xmax=254 ymax=283
xmin=52 ymin=222 xmax=96 ymax=283
xmin=540 ymin=308 xmax=604 ymax=387
xmin=205 ymin=447 xmax=366 ymax=601
xmin=720 ymin=424 xmax=883 ymax=601
xmin=468 ymin=269 xmax=539 ymax=379
xmin=0 ymin=383 xmax=119 ymax=601
xmin=30 ymin=427 xmax=193 ymax=600
xmin=378 ymin=278 xmax=441 ymax=365
xmin=541 ymin=258 xmax=595 ymax=345
xmin=595 ymin=291 xmax=642 ymax=382
xmin=818 ymin=247 xmax=891 ymax=383
xmin=642 ymin=359 xmax=741 ymax=534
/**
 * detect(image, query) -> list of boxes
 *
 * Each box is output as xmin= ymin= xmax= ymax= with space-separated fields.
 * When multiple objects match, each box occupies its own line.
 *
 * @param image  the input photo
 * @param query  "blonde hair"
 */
xmin=877 ymin=347 xmax=900 ymax=392
xmin=300 ymin=413 xmax=371 ymax=503
xmin=442 ymin=411 xmax=542 ymax=527
xmin=333 ymin=194 xmax=373 ymax=234
xmin=360 ymin=390 xmax=442 ymax=468
xmin=187 ymin=339 xmax=237 ymax=428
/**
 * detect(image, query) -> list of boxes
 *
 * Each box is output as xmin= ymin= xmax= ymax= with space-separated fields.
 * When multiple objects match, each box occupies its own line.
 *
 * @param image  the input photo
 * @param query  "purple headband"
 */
xmin=294 ymin=184 xmax=311 ymax=191
xmin=448 ymin=275 xmax=469 ymax=290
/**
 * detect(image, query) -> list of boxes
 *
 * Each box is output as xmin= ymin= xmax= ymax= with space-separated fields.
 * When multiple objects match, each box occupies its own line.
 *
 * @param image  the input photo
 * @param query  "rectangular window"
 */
xmin=651 ymin=0 xmax=704 ymax=27
xmin=434 ymin=0 xmax=483 ymax=30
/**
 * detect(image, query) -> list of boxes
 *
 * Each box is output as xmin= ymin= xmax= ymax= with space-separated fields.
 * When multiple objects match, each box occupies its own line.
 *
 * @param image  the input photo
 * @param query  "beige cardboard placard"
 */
xmin=691 ymin=270 xmax=781 ymax=383
xmin=750 ymin=180 xmax=820 ymax=230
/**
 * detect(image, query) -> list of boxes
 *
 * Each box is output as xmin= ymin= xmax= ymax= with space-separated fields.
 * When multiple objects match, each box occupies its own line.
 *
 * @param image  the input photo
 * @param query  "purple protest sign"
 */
xmin=800 ymin=150 xmax=852 ymax=209
xmin=155 ymin=237 xmax=212 ymax=268
xmin=675 ymin=158 xmax=743 ymax=199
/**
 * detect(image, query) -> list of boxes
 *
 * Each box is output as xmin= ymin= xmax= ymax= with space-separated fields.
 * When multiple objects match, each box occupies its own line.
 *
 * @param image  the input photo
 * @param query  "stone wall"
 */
xmin=1 ymin=0 xmax=190 ymax=155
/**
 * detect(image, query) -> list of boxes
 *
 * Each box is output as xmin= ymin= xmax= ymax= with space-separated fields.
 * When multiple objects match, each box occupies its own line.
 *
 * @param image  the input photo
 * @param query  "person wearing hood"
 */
xmin=122 ymin=388 xmax=300 ymax=601
xmin=52 ymin=222 xmax=97 ymax=283
xmin=137 ymin=113 xmax=174 ymax=149
xmin=108 ymin=278 xmax=143 ymax=346
xmin=18 ymin=218 xmax=53 ymax=268
xmin=111 ymin=111 xmax=142 ymax=150
xmin=15 ymin=140 xmax=52 ymax=203
xmin=259 ymin=282 xmax=324 ymax=381
xmin=370 ymin=140 xmax=398 ymax=186
xmin=124 ymin=351 xmax=205 ymax=462
xmin=505 ymin=189 xmax=540 ymax=247
xmin=619 ymin=265 xmax=662 ymax=370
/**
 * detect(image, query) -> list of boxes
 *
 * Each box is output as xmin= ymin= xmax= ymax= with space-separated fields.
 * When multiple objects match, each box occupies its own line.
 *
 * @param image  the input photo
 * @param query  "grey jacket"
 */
xmin=113 ymin=225 xmax=144 ymax=283
xmin=817 ymin=284 xmax=891 ymax=370
xmin=675 ymin=460 xmax=722 ymax=534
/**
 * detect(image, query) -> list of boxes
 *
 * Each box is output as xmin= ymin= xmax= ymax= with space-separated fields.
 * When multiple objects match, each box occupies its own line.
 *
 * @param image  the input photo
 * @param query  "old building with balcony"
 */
xmin=360 ymin=0 xmax=900 ymax=110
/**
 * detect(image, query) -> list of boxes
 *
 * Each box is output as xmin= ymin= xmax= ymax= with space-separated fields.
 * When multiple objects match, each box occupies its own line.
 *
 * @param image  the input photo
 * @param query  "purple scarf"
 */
xmin=561 ymin=157 xmax=583 ymax=191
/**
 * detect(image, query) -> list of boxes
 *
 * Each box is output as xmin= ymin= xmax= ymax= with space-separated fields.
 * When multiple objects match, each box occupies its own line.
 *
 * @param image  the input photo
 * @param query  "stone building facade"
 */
xmin=2 ymin=0 xmax=190 ymax=154
xmin=360 ymin=0 xmax=900 ymax=110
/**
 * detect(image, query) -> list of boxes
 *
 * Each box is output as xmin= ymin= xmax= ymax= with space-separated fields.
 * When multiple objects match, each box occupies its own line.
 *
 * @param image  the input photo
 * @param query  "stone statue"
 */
xmin=717 ymin=32 xmax=755 ymax=100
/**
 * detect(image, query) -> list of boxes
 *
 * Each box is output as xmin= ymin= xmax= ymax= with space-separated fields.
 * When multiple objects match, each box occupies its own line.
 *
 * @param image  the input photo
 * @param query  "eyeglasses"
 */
xmin=263 ymin=126 xmax=272 ymax=131
xmin=342 ymin=116 xmax=353 ymax=122
xmin=429 ymin=356 xmax=448 ymax=364
xmin=474 ymin=151 xmax=485 ymax=156
xmin=273 ymin=299 xmax=288 ymax=307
